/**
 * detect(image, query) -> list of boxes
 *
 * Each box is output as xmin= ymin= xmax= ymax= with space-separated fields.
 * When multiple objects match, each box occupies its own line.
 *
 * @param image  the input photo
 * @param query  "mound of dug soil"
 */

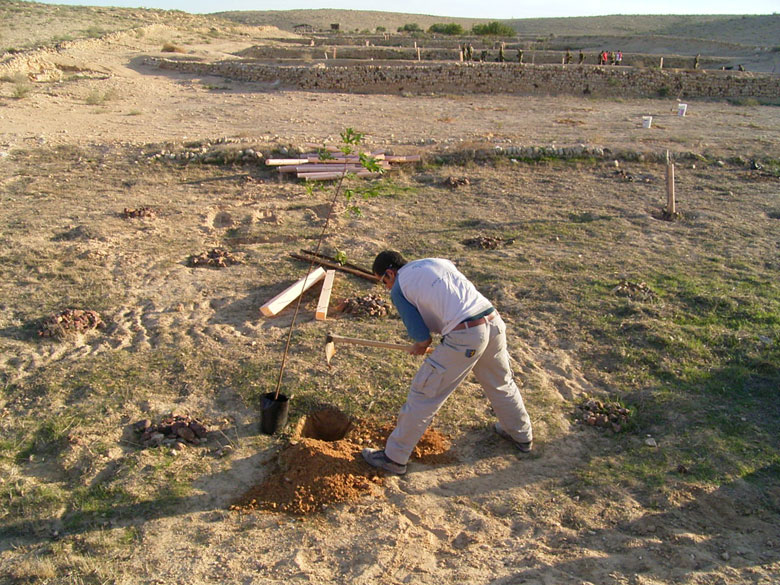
xmin=187 ymin=247 xmax=242 ymax=268
xmin=38 ymin=308 xmax=104 ymax=338
xmin=232 ymin=408 xmax=451 ymax=515
xmin=334 ymin=293 xmax=391 ymax=318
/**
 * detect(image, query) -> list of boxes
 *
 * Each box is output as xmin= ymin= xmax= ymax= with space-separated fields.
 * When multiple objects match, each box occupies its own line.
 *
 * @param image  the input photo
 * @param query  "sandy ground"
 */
xmin=2 ymin=29 xmax=779 ymax=160
xmin=1 ymin=28 xmax=779 ymax=585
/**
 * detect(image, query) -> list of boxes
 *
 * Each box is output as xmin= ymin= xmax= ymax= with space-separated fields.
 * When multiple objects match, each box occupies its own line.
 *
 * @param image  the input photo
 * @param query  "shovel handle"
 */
xmin=328 ymin=334 xmax=432 ymax=353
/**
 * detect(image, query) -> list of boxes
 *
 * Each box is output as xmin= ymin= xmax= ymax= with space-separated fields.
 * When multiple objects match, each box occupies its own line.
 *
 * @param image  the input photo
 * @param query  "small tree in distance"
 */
xmin=428 ymin=23 xmax=465 ymax=35
xmin=472 ymin=22 xmax=516 ymax=36
xmin=397 ymin=23 xmax=422 ymax=33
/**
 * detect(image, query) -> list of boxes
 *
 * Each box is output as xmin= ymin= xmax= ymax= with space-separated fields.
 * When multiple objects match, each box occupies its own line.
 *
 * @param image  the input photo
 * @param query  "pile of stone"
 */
xmin=133 ymin=415 xmax=209 ymax=450
xmin=187 ymin=247 xmax=242 ymax=268
xmin=38 ymin=309 xmax=104 ymax=338
xmin=145 ymin=139 xmax=264 ymax=165
xmin=122 ymin=206 xmax=157 ymax=219
xmin=463 ymin=235 xmax=509 ymax=250
xmin=576 ymin=398 xmax=632 ymax=433
xmin=443 ymin=176 xmax=470 ymax=188
xmin=612 ymin=280 xmax=656 ymax=301
xmin=334 ymin=293 xmax=390 ymax=318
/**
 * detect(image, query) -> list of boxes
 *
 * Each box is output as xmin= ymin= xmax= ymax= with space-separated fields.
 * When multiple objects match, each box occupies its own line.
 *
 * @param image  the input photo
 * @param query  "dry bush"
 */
xmin=161 ymin=41 xmax=185 ymax=53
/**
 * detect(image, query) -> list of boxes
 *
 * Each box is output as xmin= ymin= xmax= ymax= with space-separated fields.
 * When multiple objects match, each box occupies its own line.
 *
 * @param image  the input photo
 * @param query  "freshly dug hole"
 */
xmin=232 ymin=406 xmax=452 ymax=515
xmin=295 ymin=406 xmax=353 ymax=441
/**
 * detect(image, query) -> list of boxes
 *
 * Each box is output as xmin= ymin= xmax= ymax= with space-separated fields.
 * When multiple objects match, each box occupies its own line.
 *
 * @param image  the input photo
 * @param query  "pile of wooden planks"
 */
xmin=266 ymin=148 xmax=421 ymax=181
xmin=260 ymin=266 xmax=336 ymax=320
xmin=259 ymin=251 xmax=378 ymax=319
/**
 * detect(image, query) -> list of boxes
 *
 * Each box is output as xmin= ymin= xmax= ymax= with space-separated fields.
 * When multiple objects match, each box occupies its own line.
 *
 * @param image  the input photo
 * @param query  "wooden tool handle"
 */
xmin=329 ymin=334 xmax=432 ymax=353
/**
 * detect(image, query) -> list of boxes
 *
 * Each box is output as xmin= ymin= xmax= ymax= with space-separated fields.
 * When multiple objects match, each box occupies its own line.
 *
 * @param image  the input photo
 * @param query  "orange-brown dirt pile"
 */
xmin=232 ymin=411 xmax=452 ymax=515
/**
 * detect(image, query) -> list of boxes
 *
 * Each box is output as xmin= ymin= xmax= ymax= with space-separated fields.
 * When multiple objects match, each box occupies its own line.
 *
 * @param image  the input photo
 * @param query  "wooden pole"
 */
xmin=315 ymin=270 xmax=336 ymax=321
xmin=260 ymin=267 xmax=326 ymax=317
xmin=659 ymin=57 xmax=664 ymax=69
xmin=300 ymin=249 xmax=375 ymax=276
xmin=666 ymin=150 xmax=676 ymax=215
xmin=290 ymin=253 xmax=380 ymax=282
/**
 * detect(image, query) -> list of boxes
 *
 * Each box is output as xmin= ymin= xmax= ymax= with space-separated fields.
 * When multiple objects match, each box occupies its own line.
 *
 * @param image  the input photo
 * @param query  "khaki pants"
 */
xmin=385 ymin=314 xmax=533 ymax=465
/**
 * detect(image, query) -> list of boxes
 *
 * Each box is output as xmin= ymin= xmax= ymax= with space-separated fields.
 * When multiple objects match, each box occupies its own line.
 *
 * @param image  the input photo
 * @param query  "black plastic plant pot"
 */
xmin=260 ymin=392 xmax=290 ymax=435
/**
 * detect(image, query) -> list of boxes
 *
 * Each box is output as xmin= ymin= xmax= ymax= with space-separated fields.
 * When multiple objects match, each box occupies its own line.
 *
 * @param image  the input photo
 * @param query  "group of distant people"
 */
xmin=454 ymin=46 xmax=747 ymax=71
xmin=598 ymin=50 xmax=623 ymax=65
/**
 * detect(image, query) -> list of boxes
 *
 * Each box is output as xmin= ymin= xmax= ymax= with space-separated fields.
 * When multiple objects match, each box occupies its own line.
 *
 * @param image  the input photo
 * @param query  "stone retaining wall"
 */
xmin=237 ymin=46 xmax=724 ymax=69
xmin=152 ymin=58 xmax=779 ymax=99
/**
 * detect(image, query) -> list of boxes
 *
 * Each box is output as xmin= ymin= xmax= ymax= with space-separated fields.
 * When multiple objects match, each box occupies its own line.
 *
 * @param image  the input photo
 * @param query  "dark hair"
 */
xmin=372 ymin=250 xmax=407 ymax=276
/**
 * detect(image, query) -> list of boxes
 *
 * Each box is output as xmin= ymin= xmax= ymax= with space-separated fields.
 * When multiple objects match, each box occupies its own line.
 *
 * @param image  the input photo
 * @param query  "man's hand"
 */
xmin=409 ymin=338 xmax=432 ymax=355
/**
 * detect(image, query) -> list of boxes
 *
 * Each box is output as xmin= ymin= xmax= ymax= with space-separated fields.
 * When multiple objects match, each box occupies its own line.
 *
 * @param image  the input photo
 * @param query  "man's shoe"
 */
xmin=494 ymin=423 xmax=533 ymax=453
xmin=362 ymin=448 xmax=407 ymax=475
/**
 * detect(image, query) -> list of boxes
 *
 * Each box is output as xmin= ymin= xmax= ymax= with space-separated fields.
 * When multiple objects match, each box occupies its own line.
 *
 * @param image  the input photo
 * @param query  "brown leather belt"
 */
xmin=451 ymin=310 xmax=498 ymax=331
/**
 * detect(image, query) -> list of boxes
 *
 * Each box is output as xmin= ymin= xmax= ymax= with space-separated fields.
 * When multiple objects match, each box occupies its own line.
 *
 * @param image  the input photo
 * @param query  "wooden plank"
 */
xmin=384 ymin=155 xmax=422 ymax=163
xmin=260 ymin=266 xmax=326 ymax=317
xmin=298 ymin=171 xmax=382 ymax=181
xmin=278 ymin=164 xmax=371 ymax=174
xmin=300 ymin=249 xmax=375 ymax=276
xmin=290 ymin=253 xmax=380 ymax=282
xmin=302 ymin=163 xmax=376 ymax=171
xmin=265 ymin=158 xmax=309 ymax=166
xmin=306 ymin=156 xmax=360 ymax=163
xmin=277 ymin=165 xmax=304 ymax=173
xmin=315 ymin=270 xmax=336 ymax=321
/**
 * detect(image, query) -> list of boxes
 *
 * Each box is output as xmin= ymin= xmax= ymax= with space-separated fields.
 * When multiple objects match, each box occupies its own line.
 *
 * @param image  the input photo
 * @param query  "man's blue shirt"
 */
xmin=390 ymin=280 xmax=431 ymax=342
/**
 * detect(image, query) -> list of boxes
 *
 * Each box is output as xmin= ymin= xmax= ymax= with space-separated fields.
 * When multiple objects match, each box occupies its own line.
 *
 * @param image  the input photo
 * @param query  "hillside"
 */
xmin=0 ymin=0 xmax=248 ymax=52
xmin=215 ymin=10 xmax=780 ymax=48
xmin=212 ymin=8 xmax=490 ymax=34
xmin=4 ymin=2 xmax=778 ymax=57
xmin=505 ymin=14 xmax=780 ymax=46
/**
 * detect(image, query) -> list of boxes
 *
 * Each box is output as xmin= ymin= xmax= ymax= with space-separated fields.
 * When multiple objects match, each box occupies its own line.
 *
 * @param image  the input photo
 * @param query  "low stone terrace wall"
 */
xmin=152 ymin=58 xmax=780 ymax=99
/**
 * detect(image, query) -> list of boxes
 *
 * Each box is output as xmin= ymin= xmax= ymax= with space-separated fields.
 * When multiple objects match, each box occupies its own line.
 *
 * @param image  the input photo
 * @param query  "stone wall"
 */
xmin=152 ymin=58 xmax=779 ymax=99
xmin=237 ymin=45 xmax=724 ymax=69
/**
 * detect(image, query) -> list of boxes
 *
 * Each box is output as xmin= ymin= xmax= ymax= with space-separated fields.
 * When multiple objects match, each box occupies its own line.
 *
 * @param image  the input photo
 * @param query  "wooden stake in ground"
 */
xmin=290 ymin=252 xmax=379 ymax=282
xmin=666 ymin=150 xmax=676 ymax=215
xmin=315 ymin=270 xmax=336 ymax=321
xmin=260 ymin=267 xmax=326 ymax=317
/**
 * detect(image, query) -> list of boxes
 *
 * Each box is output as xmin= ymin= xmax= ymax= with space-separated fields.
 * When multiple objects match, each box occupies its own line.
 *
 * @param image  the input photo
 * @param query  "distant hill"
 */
xmin=504 ymin=14 xmax=780 ymax=46
xmin=212 ymin=9 xmax=488 ymax=34
xmin=2 ymin=1 xmax=777 ymax=66
xmin=215 ymin=10 xmax=780 ymax=48
xmin=0 ymin=0 xmax=239 ymax=51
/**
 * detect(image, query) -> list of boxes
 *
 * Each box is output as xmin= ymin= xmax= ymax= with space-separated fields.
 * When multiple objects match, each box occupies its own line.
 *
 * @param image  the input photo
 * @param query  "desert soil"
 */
xmin=1 ymin=24 xmax=779 ymax=585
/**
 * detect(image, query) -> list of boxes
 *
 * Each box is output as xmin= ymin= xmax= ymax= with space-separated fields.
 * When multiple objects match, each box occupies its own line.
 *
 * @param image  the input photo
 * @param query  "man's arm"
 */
xmin=390 ymin=282 xmax=432 ymax=351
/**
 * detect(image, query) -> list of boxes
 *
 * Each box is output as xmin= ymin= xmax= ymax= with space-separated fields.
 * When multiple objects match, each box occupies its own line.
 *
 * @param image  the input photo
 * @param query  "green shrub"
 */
xmin=428 ymin=23 xmax=465 ymax=35
xmin=84 ymin=25 xmax=106 ymax=38
xmin=85 ymin=88 xmax=118 ymax=105
xmin=472 ymin=22 xmax=515 ymax=36
xmin=397 ymin=23 xmax=422 ymax=33
xmin=727 ymin=97 xmax=760 ymax=107
xmin=12 ymin=80 xmax=32 ymax=99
